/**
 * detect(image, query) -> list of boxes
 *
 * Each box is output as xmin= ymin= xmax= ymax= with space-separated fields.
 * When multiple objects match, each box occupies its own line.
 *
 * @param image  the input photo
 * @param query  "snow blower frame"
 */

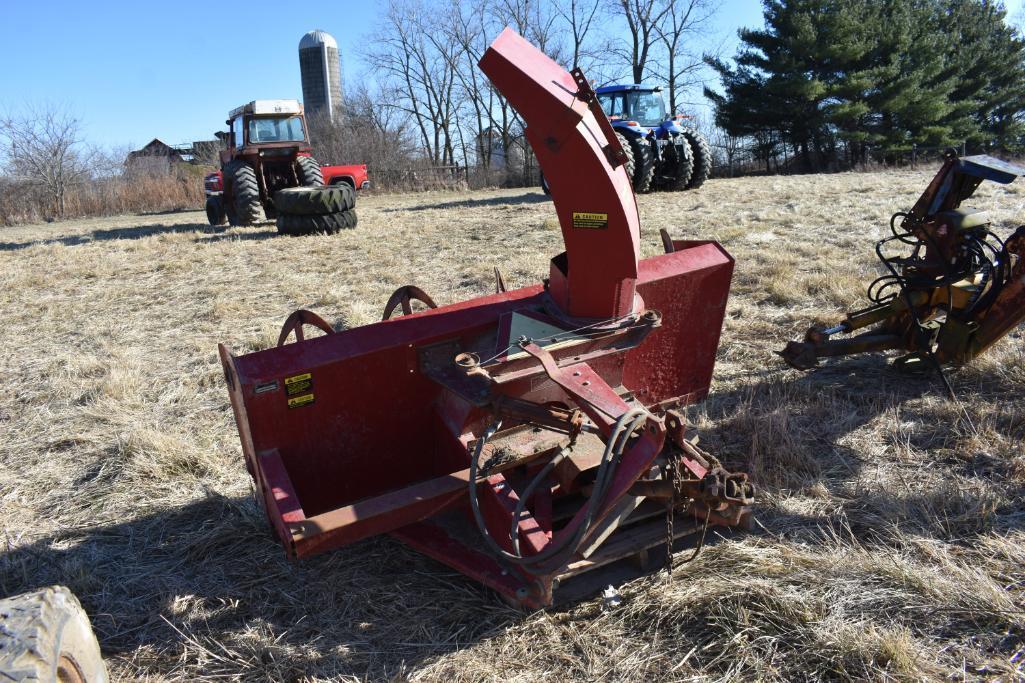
xmin=219 ymin=28 xmax=753 ymax=608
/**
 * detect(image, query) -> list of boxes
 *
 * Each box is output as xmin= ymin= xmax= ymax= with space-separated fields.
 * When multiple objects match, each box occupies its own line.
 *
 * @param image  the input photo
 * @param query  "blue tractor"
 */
xmin=594 ymin=84 xmax=710 ymax=194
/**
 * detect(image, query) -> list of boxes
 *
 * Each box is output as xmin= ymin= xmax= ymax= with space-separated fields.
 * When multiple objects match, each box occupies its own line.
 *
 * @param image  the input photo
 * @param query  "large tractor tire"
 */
xmin=205 ymin=195 xmax=226 ymax=226
xmin=296 ymin=156 xmax=324 ymax=186
xmin=273 ymin=184 xmax=355 ymax=215
xmin=625 ymin=134 xmax=655 ymax=193
xmin=223 ymin=160 xmax=262 ymax=226
xmin=277 ymin=209 xmax=357 ymax=236
xmin=681 ymin=128 xmax=712 ymax=189
xmin=613 ymin=131 xmax=636 ymax=185
xmin=666 ymin=134 xmax=695 ymax=191
xmin=0 ymin=586 xmax=108 ymax=683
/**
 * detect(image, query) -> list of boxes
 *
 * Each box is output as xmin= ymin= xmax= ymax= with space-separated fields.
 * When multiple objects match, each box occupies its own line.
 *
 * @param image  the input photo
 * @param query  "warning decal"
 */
xmin=284 ymin=372 xmax=313 ymax=397
xmin=287 ymin=393 xmax=315 ymax=409
xmin=572 ymin=212 xmax=609 ymax=229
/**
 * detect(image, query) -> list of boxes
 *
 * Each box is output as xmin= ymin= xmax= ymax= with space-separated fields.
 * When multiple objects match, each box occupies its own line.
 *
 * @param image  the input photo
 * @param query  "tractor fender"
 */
xmin=610 ymin=121 xmax=651 ymax=138
xmin=660 ymin=120 xmax=686 ymax=136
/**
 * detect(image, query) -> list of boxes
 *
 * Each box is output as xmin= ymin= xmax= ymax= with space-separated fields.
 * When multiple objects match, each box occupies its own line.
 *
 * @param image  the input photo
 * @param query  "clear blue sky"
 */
xmin=0 ymin=0 xmax=1018 ymax=150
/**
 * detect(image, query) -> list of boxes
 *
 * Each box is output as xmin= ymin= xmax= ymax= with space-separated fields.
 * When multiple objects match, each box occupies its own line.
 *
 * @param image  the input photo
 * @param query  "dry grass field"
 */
xmin=1 ymin=169 xmax=1023 ymax=681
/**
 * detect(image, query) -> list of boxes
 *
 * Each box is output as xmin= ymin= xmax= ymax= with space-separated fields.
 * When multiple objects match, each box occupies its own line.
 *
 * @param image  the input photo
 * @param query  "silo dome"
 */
xmin=300 ymin=30 xmax=337 ymax=50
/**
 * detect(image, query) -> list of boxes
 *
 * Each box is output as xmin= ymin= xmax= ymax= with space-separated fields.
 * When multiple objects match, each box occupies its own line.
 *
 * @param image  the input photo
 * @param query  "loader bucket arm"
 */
xmin=781 ymin=152 xmax=1025 ymax=379
xmin=910 ymin=153 xmax=1025 ymax=221
xmin=479 ymin=28 xmax=641 ymax=320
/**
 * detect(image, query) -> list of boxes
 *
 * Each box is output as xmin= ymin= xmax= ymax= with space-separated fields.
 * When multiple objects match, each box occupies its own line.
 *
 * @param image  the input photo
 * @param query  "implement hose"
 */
xmin=467 ymin=408 xmax=649 ymax=568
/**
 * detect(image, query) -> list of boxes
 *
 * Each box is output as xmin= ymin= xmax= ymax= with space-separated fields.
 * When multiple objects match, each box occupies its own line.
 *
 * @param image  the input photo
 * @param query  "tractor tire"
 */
xmin=614 ymin=131 xmax=636 ymax=185
xmin=276 ymin=209 xmax=357 ymax=236
xmin=205 ymin=195 xmax=226 ymax=226
xmin=666 ymin=134 xmax=695 ymax=191
xmin=625 ymin=135 xmax=655 ymax=193
xmin=296 ymin=156 xmax=324 ymax=186
xmin=0 ymin=586 xmax=108 ymax=683
xmin=681 ymin=128 xmax=711 ymax=189
xmin=223 ymin=160 xmax=262 ymax=226
xmin=273 ymin=184 xmax=355 ymax=215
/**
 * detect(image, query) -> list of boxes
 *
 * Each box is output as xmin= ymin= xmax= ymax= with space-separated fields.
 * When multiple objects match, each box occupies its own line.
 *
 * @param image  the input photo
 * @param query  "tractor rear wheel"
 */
xmin=273 ymin=185 xmax=355 ymax=215
xmin=296 ymin=156 xmax=324 ymax=186
xmin=681 ymin=128 xmax=711 ymax=189
xmin=276 ymin=210 xmax=357 ymax=236
xmin=205 ymin=195 xmax=226 ymax=225
xmin=614 ymin=132 xmax=636 ymax=185
xmin=666 ymin=134 xmax=695 ymax=191
xmin=625 ymin=135 xmax=655 ymax=193
xmin=0 ymin=586 xmax=108 ymax=683
xmin=223 ymin=160 xmax=262 ymax=226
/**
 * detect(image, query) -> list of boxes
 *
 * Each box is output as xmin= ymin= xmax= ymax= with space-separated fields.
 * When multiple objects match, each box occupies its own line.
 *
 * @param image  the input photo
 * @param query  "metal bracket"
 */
xmin=571 ymin=67 xmax=628 ymax=170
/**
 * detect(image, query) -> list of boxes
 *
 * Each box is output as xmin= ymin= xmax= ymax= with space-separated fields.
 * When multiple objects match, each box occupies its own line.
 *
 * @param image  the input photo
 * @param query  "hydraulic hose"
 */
xmin=468 ymin=408 xmax=650 ymax=568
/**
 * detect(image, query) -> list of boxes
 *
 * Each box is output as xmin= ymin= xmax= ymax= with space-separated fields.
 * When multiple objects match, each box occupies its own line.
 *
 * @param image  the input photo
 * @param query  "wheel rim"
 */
xmin=56 ymin=654 xmax=86 ymax=683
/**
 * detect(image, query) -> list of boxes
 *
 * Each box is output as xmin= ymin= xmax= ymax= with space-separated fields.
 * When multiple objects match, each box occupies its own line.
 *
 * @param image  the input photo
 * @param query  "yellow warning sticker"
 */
xmin=284 ymin=372 xmax=313 ymax=397
xmin=287 ymin=393 xmax=315 ymax=409
xmin=572 ymin=212 xmax=609 ymax=229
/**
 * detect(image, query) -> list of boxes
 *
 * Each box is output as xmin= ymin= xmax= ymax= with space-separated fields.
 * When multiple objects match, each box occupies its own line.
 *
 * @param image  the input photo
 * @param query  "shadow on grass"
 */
xmin=0 ymin=221 xmax=282 ymax=250
xmin=2 ymin=352 xmax=1019 ymax=677
xmin=381 ymin=191 xmax=550 ymax=212
xmin=697 ymin=351 xmax=1024 ymax=496
xmin=0 ymin=222 xmax=211 ymax=250
xmin=0 ymin=494 xmax=518 ymax=679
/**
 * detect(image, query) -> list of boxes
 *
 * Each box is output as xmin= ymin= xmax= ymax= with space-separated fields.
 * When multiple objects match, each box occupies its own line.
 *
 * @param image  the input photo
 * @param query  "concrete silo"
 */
xmin=299 ymin=30 xmax=343 ymax=121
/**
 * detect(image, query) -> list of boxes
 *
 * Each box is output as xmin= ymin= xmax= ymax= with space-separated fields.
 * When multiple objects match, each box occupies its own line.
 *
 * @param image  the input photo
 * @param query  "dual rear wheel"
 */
xmin=207 ymin=156 xmax=357 ymax=235
xmin=539 ymin=128 xmax=711 ymax=195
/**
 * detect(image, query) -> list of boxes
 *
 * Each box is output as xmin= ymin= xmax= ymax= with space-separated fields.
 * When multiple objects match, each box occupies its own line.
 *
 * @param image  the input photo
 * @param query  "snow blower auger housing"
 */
xmin=780 ymin=152 xmax=1025 ymax=394
xmin=219 ymin=28 xmax=753 ymax=608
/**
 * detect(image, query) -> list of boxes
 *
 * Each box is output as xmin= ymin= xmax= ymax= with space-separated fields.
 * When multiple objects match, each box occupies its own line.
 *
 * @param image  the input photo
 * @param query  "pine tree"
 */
xmin=706 ymin=0 xmax=1025 ymax=166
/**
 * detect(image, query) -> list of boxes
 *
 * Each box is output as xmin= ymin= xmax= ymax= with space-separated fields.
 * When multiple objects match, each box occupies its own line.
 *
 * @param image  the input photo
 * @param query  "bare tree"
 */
xmin=0 ymin=104 xmax=94 ymax=218
xmin=366 ymin=0 xmax=461 ymax=166
xmin=443 ymin=0 xmax=496 ymax=172
xmin=614 ymin=0 xmax=672 ymax=83
xmin=653 ymin=0 xmax=718 ymax=113
xmin=308 ymin=82 xmax=418 ymax=186
xmin=494 ymin=0 xmax=563 ymax=58
xmin=554 ymin=0 xmax=604 ymax=71
xmin=708 ymin=123 xmax=744 ymax=177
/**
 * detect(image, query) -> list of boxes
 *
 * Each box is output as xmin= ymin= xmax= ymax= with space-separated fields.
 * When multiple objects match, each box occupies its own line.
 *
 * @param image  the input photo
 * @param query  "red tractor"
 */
xmin=205 ymin=99 xmax=358 ymax=235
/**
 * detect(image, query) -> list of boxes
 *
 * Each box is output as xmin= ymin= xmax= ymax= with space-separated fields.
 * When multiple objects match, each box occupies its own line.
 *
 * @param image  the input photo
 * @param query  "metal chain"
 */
xmin=665 ymin=448 xmax=711 ymax=580
xmin=664 ymin=450 xmax=678 ymax=579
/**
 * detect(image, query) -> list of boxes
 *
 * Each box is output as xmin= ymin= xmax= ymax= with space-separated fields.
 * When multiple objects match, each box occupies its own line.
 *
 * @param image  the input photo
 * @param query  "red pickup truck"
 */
xmin=204 ymin=162 xmax=370 ymax=196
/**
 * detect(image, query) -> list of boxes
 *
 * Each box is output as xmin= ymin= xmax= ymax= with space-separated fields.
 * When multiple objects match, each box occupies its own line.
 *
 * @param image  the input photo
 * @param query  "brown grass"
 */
xmin=1 ymin=169 xmax=1023 ymax=681
xmin=0 ymin=169 xmax=206 ymax=227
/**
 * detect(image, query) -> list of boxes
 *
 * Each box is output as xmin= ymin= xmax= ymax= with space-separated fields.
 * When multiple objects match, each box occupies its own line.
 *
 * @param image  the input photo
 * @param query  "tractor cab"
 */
xmin=596 ymin=84 xmax=667 ymax=129
xmin=222 ymin=100 xmax=313 ymax=162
